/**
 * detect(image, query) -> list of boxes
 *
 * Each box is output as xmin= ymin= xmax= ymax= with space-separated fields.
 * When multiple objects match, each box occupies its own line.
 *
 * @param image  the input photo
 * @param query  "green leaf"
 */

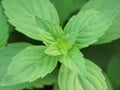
xmin=0 ymin=43 xmax=31 ymax=82
xmin=103 ymin=73 xmax=113 ymax=90
xmin=31 ymin=69 xmax=58 ymax=88
xmin=44 ymin=33 xmax=77 ymax=56
xmin=59 ymin=47 xmax=86 ymax=76
xmin=2 ymin=0 xmax=59 ymax=41
xmin=0 ymin=42 xmax=31 ymax=89
xmin=0 ymin=4 xmax=9 ymax=48
xmin=107 ymin=54 xmax=120 ymax=88
xmin=64 ymin=9 xmax=118 ymax=49
xmin=1 ymin=46 xmax=58 ymax=85
xmin=0 ymin=83 xmax=31 ymax=90
xmin=54 ymin=82 xmax=60 ymax=90
xmin=50 ymin=0 xmax=88 ymax=26
xmin=63 ymin=32 xmax=78 ymax=47
xmin=35 ymin=16 xmax=63 ymax=45
xmin=58 ymin=59 xmax=108 ymax=90
xmin=44 ymin=44 xmax=62 ymax=56
xmin=96 ymin=13 xmax=120 ymax=44
xmin=82 ymin=0 xmax=120 ymax=44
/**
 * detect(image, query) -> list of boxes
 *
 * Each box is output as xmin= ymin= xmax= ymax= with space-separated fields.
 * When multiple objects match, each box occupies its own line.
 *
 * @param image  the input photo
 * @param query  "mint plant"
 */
xmin=0 ymin=0 xmax=120 ymax=90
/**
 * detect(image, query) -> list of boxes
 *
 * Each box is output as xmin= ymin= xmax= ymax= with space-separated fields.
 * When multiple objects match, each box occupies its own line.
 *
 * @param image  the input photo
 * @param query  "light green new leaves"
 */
xmin=0 ymin=4 xmax=9 ymax=48
xmin=2 ymin=0 xmax=59 ymax=42
xmin=0 ymin=42 xmax=31 ymax=90
xmin=44 ymin=34 xmax=76 ymax=56
xmin=44 ymin=32 xmax=77 ymax=56
xmin=45 ymin=43 xmax=62 ymax=56
xmin=82 ymin=0 xmax=120 ymax=44
xmin=59 ymin=47 xmax=86 ymax=76
xmin=64 ymin=9 xmax=117 ymax=49
xmin=1 ymin=46 xmax=58 ymax=85
xmin=59 ymin=60 xmax=108 ymax=90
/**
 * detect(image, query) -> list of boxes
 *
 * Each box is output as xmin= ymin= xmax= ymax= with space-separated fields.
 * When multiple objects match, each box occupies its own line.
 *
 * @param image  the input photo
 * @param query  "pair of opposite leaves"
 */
xmin=0 ymin=0 xmax=119 ymax=90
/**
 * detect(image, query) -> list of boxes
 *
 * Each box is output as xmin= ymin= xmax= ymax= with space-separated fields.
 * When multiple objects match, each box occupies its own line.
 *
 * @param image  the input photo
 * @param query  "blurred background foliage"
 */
xmin=0 ymin=0 xmax=120 ymax=90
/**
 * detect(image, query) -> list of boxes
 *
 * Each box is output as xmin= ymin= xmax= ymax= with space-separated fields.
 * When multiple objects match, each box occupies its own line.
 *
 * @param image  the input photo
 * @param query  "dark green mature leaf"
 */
xmin=0 ymin=43 xmax=31 ymax=90
xmin=0 ymin=4 xmax=9 ymax=48
xmin=107 ymin=54 xmax=120 ymax=88
xmin=82 ymin=0 xmax=120 ymax=44
xmin=1 ymin=46 xmax=58 ymax=85
xmin=51 ymin=0 xmax=88 ymax=25
xmin=54 ymin=82 xmax=60 ymax=90
xmin=58 ymin=60 xmax=108 ymax=90
xmin=59 ymin=47 xmax=86 ymax=76
xmin=2 ymin=0 xmax=59 ymax=42
xmin=64 ymin=9 xmax=118 ymax=49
